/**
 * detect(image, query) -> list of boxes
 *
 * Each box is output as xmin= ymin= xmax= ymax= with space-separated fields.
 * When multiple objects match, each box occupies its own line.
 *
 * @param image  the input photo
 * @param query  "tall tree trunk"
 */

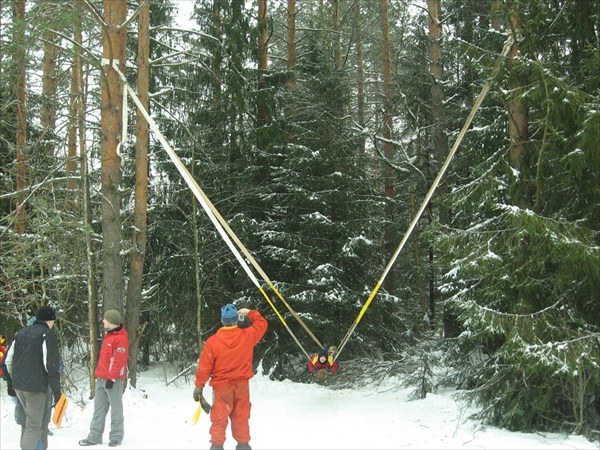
xmin=100 ymin=0 xmax=127 ymax=312
xmin=41 ymin=0 xmax=57 ymax=163
xmin=380 ymin=0 xmax=396 ymax=294
xmin=332 ymin=0 xmax=341 ymax=70
xmin=192 ymin=188 xmax=202 ymax=351
xmin=490 ymin=0 xmax=501 ymax=31
xmin=506 ymin=1 xmax=530 ymax=209
xmin=286 ymin=0 xmax=296 ymax=143
xmin=75 ymin=0 xmax=99 ymax=397
xmin=410 ymin=175 xmax=428 ymax=329
xmin=427 ymin=0 xmax=453 ymax=336
xmin=257 ymin=0 xmax=269 ymax=148
xmin=211 ymin=0 xmax=222 ymax=106
xmin=14 ymin=0 xmax=26 ymax=234
xmin=66 ymin=1 xmax=80 ymax=211
xmin=126 ymin=0 xmax=150 ymax=388
xmin=354 ymin=0 xmax=366 ymax=155
xmin=427 ymin=0 xmax=449 ymax=225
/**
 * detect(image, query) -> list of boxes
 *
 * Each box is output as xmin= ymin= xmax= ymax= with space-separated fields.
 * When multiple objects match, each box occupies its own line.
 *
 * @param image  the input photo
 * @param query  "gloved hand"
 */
xmin=52 ymin=390 xmax=62 ymax=407
xmin=7 ymin=381 xmax=16 ymax=397
xmin=105 ymin=379 xmax=114 ymax=389
xmin=193 ymin=386 xmax=203 ymax=402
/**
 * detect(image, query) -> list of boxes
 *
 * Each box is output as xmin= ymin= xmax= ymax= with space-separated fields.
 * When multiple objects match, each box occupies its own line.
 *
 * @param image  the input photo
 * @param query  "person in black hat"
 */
xmin=2 ymin=316 xmax=58 ymax=447
xmin=308 ymin=347 xmax=339 ymax=382
xmin=4 ymin=306 xmax=62 ymax=450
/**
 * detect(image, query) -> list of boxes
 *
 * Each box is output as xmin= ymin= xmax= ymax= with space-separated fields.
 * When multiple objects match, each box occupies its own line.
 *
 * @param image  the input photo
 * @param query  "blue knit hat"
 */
xmin=221 ymin=304 xmax=238 ymax=325
xmin=318 ymin=348 xmax=328 ymax=359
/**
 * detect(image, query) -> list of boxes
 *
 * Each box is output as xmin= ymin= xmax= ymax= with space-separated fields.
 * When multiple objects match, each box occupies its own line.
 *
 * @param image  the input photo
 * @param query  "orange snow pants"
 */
xmin=210 ymin=379 xmax=251 ymax=446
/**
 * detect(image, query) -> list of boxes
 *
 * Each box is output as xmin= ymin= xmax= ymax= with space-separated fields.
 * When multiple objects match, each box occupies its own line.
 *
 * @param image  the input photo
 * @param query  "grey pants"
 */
xmin=86 ymin=378 xmax=125 ymax=444
xmin=15 ymin=387 xmax=52 ymax=428
xmin=15 ymin=389 xmax=47 ymax=450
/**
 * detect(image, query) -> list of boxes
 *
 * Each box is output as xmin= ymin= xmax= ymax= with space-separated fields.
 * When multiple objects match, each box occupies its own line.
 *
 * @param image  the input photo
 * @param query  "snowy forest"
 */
xmin=0 ymin=0 xmax=598 ymax=442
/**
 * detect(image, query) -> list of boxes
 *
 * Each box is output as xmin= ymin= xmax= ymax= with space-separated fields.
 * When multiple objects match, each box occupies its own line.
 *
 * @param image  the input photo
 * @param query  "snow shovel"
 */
xmin=200 ymin=392 xmax=212 ymax=414
xmin=191 ymin=404 xmax=202 ymax=425
xmin=191 ymin=393 xmax=212 ymax=425
xmin=52 ymin=393 xmax=68 ymax=428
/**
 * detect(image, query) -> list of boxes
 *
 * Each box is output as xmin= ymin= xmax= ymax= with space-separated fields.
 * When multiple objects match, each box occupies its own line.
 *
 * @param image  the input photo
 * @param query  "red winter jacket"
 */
xmin=0 ymin=342 xmax=6 ymax=377
xmin=195 ymin=309 xmax=268 ymax=388
xmin=95 ymin=325 xmax=129 ymax=381
xmin=308 ymin=353 xmax=338 ymax=374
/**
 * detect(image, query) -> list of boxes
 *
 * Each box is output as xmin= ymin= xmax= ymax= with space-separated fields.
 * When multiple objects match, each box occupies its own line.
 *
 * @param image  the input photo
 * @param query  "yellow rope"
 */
xmin=334 ymin=36 xmax=514 ymax=362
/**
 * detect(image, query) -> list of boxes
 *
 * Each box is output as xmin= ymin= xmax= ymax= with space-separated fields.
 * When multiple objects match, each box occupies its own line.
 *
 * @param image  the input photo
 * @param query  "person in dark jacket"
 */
xmin=193 ymin=304 xmax=268 ymax=450
xmin=4 ymin=306 xmax=62 ymax=450
xmin=79 ymin=310 xmax=129 ymax=448
xmin=2 ymin=316 xmax=56 ymax=448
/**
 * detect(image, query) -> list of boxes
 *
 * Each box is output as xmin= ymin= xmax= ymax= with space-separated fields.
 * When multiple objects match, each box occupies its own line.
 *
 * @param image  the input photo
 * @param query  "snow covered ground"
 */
xmin=0 ymin=362 xmax=595 ymax=450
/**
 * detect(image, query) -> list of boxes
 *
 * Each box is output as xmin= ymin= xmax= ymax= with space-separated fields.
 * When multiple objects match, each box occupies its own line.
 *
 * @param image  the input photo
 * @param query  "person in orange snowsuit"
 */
xmin=193 ymin=305 xmax=268 ymax=450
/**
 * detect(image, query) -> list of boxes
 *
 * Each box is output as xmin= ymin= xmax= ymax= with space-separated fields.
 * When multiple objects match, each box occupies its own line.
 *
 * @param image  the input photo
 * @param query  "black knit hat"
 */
xmin=36 ymin=306 xmax=56 ymax=321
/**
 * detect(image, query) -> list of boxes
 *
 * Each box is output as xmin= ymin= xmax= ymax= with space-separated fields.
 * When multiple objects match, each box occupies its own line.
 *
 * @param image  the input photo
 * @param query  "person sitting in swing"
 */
xmin=308 ymin=348 xmax=338 ymax=380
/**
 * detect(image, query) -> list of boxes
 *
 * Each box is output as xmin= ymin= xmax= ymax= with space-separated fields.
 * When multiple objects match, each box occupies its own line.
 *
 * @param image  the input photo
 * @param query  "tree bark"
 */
xmin=125 ymin=0 xmax=150 ymax=388
xmin=286 ymin=0 xmax=296 ymax=143
xmin=354 ymin=0 xmax=366 ymax=155
xmin=507 ymin=1 xmax=530 ymax=209
xmin=74 ymin=0 xmax=100 ymax=397
xmin=14 ymin=0 xmax=26 ymax=234
xmin=257 ymin=0 xmax=269 ymax=142
xmin=41 ymin=0 xmax=57 ymax=162
xmin=211 ymin=0 xmax=222 ymax=105
xmin=427 ymin=0 xmax=453 ymax=336
xmin=410 ymin=175 xmax=428 ymax=328
xmin=100 ymin=0 xmax=127 ymax=312
xmin=380 ymin=0 xmax=396 ymax=294
xmin=332 ymin=0 xmax=341 ymax=70
xmin=66 ymin=1 xmax=80 ymax=211
xmin=427 ymin=0 xmax=449 ymax=225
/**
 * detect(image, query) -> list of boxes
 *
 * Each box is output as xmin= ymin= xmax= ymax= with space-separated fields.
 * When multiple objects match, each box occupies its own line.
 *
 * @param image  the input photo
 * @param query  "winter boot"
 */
xmin=209 ymin=445 xmax=224 ymax=450
xmin=236 ymin=444 xmax=252 ymax=450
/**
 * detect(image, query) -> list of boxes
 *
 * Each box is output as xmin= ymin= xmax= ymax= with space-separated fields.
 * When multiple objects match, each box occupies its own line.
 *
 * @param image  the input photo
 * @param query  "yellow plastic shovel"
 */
xmin=191 ymin=404 xmax=202 ymax=425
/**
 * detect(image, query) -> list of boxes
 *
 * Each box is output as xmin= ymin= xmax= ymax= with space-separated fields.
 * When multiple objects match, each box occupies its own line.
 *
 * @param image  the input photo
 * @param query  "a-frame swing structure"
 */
xmin=103 ymin=32 xmax=513 ymax=368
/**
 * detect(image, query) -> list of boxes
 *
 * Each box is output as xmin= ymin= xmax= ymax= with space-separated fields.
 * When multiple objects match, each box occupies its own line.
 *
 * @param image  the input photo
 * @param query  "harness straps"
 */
xmin=103 ymin=59 xmax=314 ymax=359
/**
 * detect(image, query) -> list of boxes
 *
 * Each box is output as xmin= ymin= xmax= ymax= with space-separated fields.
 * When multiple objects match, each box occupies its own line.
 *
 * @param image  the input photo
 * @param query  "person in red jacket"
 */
xmin=79 ymin=310 xmax=129 ymax=448
xmin=308 ymin=347 xmax=339 ymax=382
xmin=193 ymin=304 xmax=268 ymax=450
xmin=0 ymin=335 xmax=6 ymax=378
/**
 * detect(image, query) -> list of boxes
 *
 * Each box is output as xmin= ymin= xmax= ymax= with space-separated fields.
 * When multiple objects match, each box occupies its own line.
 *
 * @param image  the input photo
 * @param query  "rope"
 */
xmin=333 ymin=35 xmax=514 ymax=362
xmin=102 ymin=58 xmax=312 ymax=359
xmin=188 ymin=180 xmax=323 ymax=350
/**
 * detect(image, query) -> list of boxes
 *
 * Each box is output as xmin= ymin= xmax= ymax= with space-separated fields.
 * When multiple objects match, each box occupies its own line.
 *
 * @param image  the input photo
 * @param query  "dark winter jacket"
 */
xmin=195 ymin=309 xmax=268 ymax=388
xmin=6 ymin=321 xmax=61 ymax=399
xmin=95 ymin=324 xmax=129 ymax=381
